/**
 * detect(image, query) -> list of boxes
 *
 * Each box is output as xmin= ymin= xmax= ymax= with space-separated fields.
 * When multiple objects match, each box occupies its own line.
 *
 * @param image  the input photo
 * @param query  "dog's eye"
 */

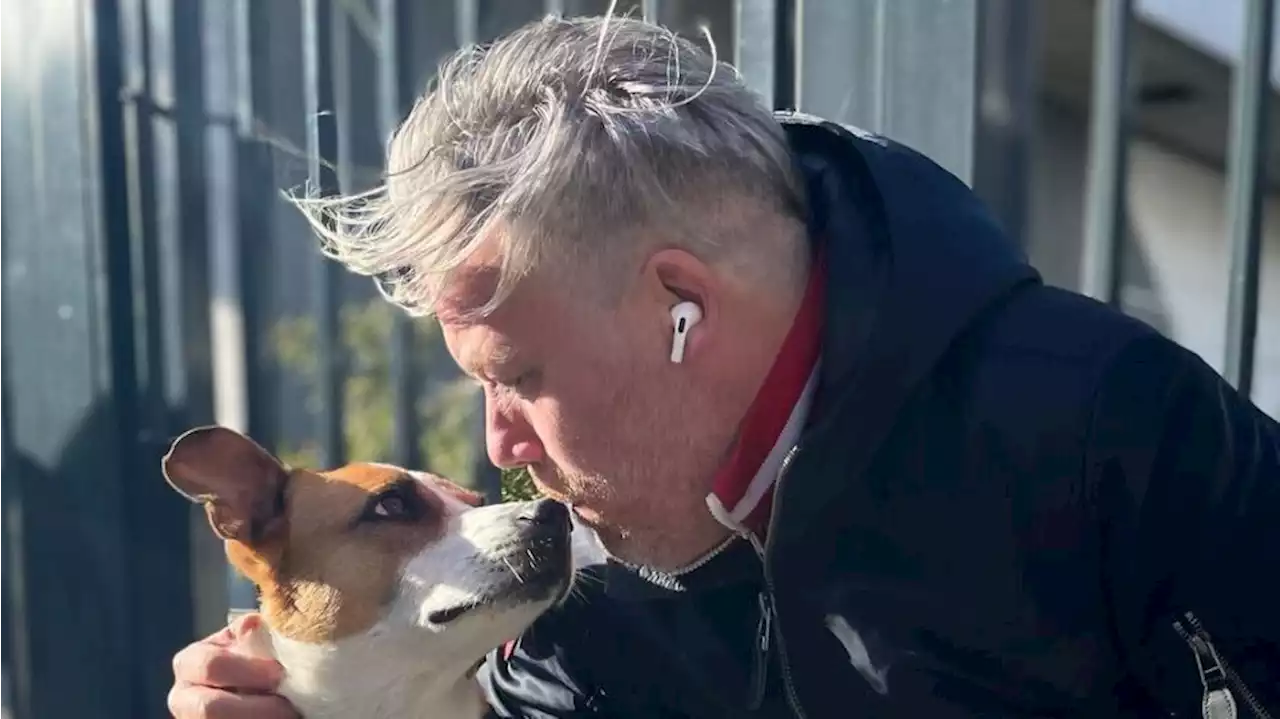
xmin=374 ymin=495 xmax=405 ymax=517
xmin=361 ymin=483 xmax=423 ymax=524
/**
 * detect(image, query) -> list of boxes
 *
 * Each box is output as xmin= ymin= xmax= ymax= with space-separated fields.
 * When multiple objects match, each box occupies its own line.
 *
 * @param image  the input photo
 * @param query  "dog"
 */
xmin=162 ymin=425 xmax=577 ymax=718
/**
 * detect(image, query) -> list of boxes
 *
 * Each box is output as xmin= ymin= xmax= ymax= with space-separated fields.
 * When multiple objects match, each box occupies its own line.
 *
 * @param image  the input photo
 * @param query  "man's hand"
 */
xmin=168 ymin=613 xmax=297 ymax=719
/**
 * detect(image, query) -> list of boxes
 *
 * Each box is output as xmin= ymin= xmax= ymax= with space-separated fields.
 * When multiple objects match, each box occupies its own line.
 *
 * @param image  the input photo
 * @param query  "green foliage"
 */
xmin=269 ymin=297 xmax=539 ymax=502
xmin=501 ymin=467 xmax=539 ymax=502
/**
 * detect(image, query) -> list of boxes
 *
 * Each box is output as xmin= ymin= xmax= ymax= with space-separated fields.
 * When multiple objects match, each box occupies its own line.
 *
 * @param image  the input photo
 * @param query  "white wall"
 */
xmin=1029 ymin=102 xmax=1280 ymax=418
xmin=1138 ymin=0 xmax=1280 ymax=88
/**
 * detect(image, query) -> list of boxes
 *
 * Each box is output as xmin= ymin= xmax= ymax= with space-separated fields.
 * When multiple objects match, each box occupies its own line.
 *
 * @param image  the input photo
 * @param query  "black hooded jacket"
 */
xmin=476 ymin=114 xmax=1280 ymax=718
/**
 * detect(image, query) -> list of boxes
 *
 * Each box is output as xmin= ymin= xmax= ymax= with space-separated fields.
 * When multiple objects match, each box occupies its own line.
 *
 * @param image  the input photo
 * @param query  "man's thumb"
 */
xmin=229 ymin=612 xmax=276 ymax=661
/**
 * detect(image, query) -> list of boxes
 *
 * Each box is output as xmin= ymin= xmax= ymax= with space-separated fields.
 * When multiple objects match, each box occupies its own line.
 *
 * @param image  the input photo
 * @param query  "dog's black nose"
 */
xmin=518 ymin=498 xmax=568 ymax=527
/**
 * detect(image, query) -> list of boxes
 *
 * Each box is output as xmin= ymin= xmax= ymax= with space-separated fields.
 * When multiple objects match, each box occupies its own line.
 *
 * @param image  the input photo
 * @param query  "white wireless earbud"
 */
xmin=669 ymin=301 xmax=703 ymax=364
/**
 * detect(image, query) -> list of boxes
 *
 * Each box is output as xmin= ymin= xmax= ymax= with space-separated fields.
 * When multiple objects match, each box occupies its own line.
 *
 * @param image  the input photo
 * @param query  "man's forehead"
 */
xmin=434 ymin=265 xmax=576 ymax=371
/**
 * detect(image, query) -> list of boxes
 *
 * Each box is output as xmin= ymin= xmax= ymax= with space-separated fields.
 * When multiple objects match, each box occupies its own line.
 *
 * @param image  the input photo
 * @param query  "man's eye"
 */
xmin=500 ymin=370 xmax=539 ymax=393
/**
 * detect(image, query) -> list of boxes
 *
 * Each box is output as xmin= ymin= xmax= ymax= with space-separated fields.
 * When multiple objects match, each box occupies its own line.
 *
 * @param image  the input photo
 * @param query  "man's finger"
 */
xmin=173 ymin=644 xmax=284 ymax=692
xmin=168 ymin=684 xmax=297 ymax=719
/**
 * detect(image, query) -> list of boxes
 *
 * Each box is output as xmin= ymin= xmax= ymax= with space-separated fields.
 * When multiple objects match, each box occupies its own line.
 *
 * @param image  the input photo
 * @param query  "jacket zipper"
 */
xmin=749 ymin=531 xmax=808 ymax=718
xmin=747 ymin=591 xmax=772 ymax=708
xmin=1172 ymin=611 xmax=1273 ymax=719
xmin=748 ymin=445 xmax=809 ymax=719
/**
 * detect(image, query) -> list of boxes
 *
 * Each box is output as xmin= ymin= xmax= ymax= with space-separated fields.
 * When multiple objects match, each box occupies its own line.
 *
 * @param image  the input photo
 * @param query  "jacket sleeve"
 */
xmin=476 ymin=619 xmax=600 ymax=718
xmin=1085 ymin=333 xmax=1280 ymax=712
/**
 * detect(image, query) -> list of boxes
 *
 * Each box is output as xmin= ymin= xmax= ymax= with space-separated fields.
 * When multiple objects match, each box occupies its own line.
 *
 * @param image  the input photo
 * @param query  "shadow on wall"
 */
xmin=2 ymin=395 xmax=199 ymax=719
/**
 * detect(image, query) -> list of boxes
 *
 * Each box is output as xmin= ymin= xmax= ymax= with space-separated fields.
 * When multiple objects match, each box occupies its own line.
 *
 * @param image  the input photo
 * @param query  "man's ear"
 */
xmin=642 ymin=248 xmax=716 ymax=323
xmin=161 ymin=426 xmax=289 ymax=544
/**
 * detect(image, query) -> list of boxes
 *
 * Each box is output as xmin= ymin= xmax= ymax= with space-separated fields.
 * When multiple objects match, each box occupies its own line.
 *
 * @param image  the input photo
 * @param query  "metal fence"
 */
xmin=0 ymin=0 xmax=1272 ymax=717
xmin=1080 ymin=0 xmax=1274 ymax=395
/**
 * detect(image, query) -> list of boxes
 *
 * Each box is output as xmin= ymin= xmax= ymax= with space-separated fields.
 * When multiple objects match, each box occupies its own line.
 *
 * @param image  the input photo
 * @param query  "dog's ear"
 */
xmin=162 ymin=426 xmax=289 ymax=544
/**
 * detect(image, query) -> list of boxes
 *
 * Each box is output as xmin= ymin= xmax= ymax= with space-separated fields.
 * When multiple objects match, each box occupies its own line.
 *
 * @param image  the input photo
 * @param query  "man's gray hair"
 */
xmin=296 ymin=13 xmax=806 ymax=318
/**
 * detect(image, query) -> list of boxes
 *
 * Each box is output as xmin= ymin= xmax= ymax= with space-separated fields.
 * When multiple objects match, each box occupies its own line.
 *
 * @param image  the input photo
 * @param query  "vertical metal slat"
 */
xmin=120 ymin=0 xmax=166 ymax=420
xmin=0 ymin=78 xmax=12 ymax=716
xmin=642 ymin=0 xmax=661 ymax=22
xmin=734 ymin=0 xmax=778 ymax=109
xmin=333 ymin=0 xmax=356 ymax=195
xmin=218 ymin=0 xmax=263 ymax=445
xmin=970 ymin=0 xmax=1037 ymax=244
xmin=1222 ymin=0 xmax=1275 ymax=395
xmin=215 ymin=0 xmax=268 ymax=612
xmin=303 ymin=0 xmax=347 ymax=468
xmin=378 ymin=0 xmax=423 ymax=469
xmin=772 ymin=0 xmax=797 ymax=110
xmin=1 ymin=301 xmax=27 ymax=719
xmin=174 ymin=0 xmax=232 ymax=639
xmin=1080 ymin=0 xmax=1134 ymax=306
xmin=451 ymin=0 xmax=503 ymax=502
xmin=456 ymin=0 xmax=477 ymax=48
xmin=738 ymin=0 xmax=796 ymax=112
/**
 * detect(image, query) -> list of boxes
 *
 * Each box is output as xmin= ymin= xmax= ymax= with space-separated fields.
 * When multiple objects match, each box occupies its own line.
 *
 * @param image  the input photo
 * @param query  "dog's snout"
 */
xmin=517 ymin=499 xmax=568 ymax=527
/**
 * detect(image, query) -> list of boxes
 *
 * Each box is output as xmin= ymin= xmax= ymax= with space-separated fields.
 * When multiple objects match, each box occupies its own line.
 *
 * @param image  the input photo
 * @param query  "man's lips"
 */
xmin=567 ymin=504 xmax=603 ymax=527
xmin=526 ymin=468 xmax=599 ymax=523
xmin=527 ymin=470 xmax=577 ymax=505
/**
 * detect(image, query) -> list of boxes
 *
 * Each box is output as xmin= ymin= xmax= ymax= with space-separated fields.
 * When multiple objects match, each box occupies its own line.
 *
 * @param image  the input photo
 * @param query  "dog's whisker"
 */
xmin=502 ymin=556 xmax=525 ymax=584
xmin=571 ymin=569 xmax=603 ymax=587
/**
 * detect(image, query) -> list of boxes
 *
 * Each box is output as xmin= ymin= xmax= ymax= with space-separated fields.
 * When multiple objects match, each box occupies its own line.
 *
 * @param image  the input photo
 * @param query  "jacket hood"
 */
xmin=768 ymin=112 xmax=1041 ymax=558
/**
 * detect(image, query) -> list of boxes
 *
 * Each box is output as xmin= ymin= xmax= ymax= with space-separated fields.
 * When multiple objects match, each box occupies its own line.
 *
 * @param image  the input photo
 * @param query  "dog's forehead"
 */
xmin=321 ymin=462 xmax=412 ymax=491
xmin=280 ymin=463 xmax=418 ymax=523
xmin=282 ymin=462 xmax=470 ymax=518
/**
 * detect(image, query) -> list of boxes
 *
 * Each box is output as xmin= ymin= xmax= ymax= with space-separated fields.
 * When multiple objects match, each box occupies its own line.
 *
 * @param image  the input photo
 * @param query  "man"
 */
xmin=169 ymin=14 xmax=1280 ymax=719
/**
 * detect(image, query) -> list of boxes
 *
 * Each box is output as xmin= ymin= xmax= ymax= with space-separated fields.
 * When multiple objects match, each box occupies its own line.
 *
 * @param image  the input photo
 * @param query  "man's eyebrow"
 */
xmin=459 ymin=342 xmax=521 ymax=380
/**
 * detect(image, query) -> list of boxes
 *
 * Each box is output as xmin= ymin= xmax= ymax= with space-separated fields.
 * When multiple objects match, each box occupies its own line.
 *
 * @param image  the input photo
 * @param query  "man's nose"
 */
xmin=485 ymin=394 xmax=544 ymax=469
